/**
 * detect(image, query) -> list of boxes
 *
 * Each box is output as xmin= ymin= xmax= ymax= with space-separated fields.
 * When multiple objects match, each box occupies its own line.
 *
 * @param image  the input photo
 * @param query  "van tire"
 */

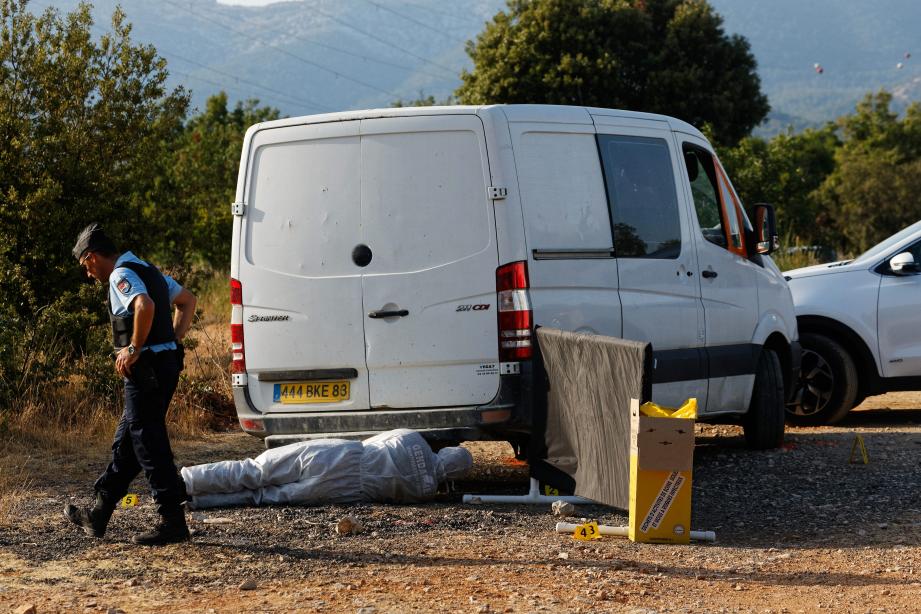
xmin=786 ymin=333 xmax=858 ymax=426
xmin=743 ymin=349 xmax=786 ymax=450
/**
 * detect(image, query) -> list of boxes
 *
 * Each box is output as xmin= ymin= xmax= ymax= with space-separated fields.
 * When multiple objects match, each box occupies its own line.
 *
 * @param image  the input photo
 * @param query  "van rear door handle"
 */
xmin=368 ymin=309 xmax=409 ymax=319
xmin=702 ymin=270 xmax=718 ymax=279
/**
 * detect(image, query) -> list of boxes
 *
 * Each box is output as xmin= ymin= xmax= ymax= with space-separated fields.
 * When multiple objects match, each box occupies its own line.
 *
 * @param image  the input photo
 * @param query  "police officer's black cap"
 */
xmin=72 ymin=223 xmax=116 ymax=261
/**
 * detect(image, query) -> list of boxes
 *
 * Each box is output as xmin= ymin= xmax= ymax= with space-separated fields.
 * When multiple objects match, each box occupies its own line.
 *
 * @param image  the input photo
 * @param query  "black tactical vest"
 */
xmin=107 ymin=260 xmax=177 ymax=350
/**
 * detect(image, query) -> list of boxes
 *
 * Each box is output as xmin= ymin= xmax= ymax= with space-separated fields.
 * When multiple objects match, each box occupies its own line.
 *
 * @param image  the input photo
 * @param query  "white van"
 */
xmin=229 ymin=105 xmax=800 ymax=450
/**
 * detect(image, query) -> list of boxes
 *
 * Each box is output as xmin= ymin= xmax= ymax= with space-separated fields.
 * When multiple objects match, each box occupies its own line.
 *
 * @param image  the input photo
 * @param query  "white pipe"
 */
xmin=462 ymin=478 xmax=596 ymax=505
xmin=555 ymin=522 xmax=716 ymax=542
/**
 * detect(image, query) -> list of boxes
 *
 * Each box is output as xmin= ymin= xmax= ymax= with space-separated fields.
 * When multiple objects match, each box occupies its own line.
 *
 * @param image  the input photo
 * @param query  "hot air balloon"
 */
xmin=814 ymin=63 xmax=824 ymax=74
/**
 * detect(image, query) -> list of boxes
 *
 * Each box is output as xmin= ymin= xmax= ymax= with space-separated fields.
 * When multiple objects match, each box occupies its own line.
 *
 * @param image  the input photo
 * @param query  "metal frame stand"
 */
xmin=462 ymin=477 xmax=595 ymax=505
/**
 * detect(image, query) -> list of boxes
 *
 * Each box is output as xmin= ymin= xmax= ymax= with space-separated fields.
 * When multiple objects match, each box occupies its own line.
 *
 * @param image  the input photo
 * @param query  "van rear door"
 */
xmin=359 ymin=116 xmax=500 ymax=408
xmin=239 ymin=121 xmax=370 ymax=412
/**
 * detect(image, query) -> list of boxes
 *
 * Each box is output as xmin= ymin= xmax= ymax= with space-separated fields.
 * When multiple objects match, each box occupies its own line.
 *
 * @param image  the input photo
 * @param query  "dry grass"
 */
xmin=170 ymin=318 xmax=235 ymax=438
xmin=0 ymin=312 xmax=234 ymax=519
xmin=168 ymin=269 xmax=235 ymax=437
xmin=771 ymin=232 xmax=847 ymax=272
xmin=0 ymin=375 xmax=120 ymax=524
xmin=772 ymin=248 xmax=821 ymax=272
xmin=0 ymin=270 xmax=235 ymax=503
xmin=0 ymin=457 xmax=31 ymax=527
xmin=0 ymin=272 xmax=236 ymax=520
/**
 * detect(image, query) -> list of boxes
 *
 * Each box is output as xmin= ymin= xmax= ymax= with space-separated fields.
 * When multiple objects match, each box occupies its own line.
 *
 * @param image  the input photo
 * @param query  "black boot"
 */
xmin=64 ymin=492 xmax=116 ymax=538
xmin=132 ymin=510 xmax=190 ymax=546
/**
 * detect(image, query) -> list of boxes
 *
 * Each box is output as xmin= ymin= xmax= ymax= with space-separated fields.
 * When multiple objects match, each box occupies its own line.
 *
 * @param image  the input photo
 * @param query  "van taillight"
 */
xmin=230 ymin=277 xmax=242 ymax=305
xmin=230 ymin=278 xmax=246 ymax=375
xmin=496 ymin=261 xmax=533 ymax=362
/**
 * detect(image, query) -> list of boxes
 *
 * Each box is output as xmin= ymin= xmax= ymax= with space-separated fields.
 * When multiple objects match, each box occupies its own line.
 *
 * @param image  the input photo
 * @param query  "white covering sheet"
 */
xmin=181 ymin=429 xmax=473 ymax=509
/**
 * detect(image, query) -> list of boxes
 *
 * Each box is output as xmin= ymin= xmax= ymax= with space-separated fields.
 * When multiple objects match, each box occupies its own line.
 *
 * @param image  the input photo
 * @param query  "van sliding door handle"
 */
xmin=368 ymin=309 xmax=409 ymax=319
xmin=702 ymin=270 xmax=718 ymax=279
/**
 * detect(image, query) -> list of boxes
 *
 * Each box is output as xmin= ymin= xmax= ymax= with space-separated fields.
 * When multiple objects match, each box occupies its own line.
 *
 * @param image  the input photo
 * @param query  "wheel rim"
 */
xmin=788 ymin=348 xmax=834 ymax=417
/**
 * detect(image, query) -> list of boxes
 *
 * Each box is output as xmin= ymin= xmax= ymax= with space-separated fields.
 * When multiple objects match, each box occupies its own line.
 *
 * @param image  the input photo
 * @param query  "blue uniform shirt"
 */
xmin=109 ymin=251 xmax=182 ymax=353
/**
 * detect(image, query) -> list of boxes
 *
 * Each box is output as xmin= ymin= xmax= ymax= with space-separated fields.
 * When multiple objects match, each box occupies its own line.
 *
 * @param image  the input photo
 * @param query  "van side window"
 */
xmin=682 ymin=145 xmax=726 ymax=248
xmin=517 ymin=132 xmax=614 ymax=250
xmin=597 ymin=135 xmax=681 ymax=259
xmin=682 ymin=144 xmax=748 ymax=257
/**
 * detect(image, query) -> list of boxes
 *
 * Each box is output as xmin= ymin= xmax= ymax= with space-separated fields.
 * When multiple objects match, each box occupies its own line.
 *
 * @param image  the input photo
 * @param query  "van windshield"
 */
xmin=850 ymin=220 xmax=921 ymax=266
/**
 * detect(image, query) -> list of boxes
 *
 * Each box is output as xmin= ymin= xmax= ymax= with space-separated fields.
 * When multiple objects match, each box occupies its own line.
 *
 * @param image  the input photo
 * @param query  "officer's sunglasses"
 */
xmin=79 ymin=251 xmax=94 ymax=268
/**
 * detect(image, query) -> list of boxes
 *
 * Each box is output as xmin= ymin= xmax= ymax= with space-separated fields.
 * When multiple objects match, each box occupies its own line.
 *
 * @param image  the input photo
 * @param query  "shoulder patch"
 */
xmin=116 ymin=277 xmax=133 ymax=295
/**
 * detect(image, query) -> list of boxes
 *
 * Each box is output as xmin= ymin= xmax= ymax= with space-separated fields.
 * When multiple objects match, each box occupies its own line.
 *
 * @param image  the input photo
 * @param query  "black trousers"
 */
xmin=94 ymin=349 xmax=186 ymax=514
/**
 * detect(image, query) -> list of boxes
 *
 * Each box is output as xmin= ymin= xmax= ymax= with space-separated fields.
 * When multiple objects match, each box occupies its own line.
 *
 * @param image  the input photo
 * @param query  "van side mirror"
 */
xmin=889 ymin=251 xmax=920 ymax=275
xmin=752 ymin=203 xmax=779 ymax=255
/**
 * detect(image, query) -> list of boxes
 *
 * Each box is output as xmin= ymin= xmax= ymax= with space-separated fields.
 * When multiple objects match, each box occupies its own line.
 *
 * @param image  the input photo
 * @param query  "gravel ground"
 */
xmin=1 ymin=393 xmax=919 ymax=613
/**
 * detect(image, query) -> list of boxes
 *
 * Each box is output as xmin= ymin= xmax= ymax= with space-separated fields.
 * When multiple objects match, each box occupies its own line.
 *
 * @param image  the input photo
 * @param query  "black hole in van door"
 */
xmin=352 ymin=244 xmax=372 ymax=267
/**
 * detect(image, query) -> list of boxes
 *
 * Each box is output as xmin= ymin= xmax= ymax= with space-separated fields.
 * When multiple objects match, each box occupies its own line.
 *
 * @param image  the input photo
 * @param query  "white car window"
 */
xmin=851 ymin=220 xmax=921 ymax=265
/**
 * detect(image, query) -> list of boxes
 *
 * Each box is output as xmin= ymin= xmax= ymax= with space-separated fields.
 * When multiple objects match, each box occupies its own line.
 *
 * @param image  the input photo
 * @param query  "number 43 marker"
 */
xmin=573 ymin=520 xmax=602 ymax=541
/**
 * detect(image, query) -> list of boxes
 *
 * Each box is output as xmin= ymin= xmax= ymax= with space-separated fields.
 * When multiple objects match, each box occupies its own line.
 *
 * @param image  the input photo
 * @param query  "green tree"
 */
xmin=816 ymin=91 xmax=921 ymax=254
xmin=0 ymin=0 xmax=190 ymax=407
xmin=719 ymin=125 xmax=839 ymax=246
xmin=0 ymin=0 xmax=188 ymax=314
xmin=165 ymin=92 xmax=279 ymax=268
xmin=456 ymin=0 xmax=769 ymax=145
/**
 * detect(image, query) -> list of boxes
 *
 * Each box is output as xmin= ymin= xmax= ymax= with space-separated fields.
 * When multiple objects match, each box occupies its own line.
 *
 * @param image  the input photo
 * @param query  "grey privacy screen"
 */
xmin=529 ymin=327 xmax=652 ymax=509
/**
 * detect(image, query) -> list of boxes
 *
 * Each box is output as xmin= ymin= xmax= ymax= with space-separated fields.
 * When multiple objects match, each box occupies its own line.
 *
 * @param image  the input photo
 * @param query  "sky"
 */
xmin=217 ymin=0 xmax=298 ymax=5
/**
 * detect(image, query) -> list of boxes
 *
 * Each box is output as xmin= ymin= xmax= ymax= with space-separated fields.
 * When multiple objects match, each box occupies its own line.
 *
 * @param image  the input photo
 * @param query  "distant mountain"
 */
xmin=30 ymin=0 xmax=503 ymax=114
xmin=713 ymin=0 xmax=921 ymax=135
xmin=28 ymin=0 xmax=921 ymax=135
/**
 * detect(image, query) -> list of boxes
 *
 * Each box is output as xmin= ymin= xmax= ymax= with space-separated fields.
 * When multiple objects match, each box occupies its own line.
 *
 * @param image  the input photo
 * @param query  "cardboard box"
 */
xmin=628 ymin=398 xmax=695 ymax=544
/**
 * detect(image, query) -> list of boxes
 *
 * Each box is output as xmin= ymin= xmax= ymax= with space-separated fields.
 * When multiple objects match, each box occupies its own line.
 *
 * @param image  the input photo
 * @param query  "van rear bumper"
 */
xmin=233 ymin=386 xmax=519 ymax=449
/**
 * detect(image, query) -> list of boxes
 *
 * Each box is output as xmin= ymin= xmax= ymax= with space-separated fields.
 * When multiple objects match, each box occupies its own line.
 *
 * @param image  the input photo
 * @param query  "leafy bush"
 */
xmin=723 ymin=91 xmax=921 ymax=254
xmin=0 ymin=0 xmax=189 ymax=317
xmin=0 ymin=306 xmax=70 ymax=408
xmin=0 ymin=2 xmax=265 ymax=438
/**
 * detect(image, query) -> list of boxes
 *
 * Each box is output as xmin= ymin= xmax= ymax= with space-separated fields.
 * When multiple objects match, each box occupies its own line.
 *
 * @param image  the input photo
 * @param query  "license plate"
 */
xmin=273 ymin=381 xmax=350 ymax=404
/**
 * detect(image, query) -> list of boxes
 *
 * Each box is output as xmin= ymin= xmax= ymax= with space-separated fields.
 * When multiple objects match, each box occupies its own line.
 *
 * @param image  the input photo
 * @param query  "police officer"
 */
xmin=65 ymin=223 xmax=197 ymax=545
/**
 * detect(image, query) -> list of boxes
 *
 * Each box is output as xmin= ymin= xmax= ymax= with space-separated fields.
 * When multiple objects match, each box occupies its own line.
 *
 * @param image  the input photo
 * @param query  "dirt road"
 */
xmin=1 ymin=393 xmax=919 ymax=613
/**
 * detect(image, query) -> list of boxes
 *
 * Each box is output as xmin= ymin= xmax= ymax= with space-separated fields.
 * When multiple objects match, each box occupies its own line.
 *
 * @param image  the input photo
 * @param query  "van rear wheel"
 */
xmin=743 ymin=348 xmax=786 ymax=450
xmin=786 ymin=333 xmax=858 ymax=426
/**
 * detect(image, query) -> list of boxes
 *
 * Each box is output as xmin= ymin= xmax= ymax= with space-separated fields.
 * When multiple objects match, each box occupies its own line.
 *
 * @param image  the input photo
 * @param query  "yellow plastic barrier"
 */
xmin=628 ymin=398 xmax=697 ymax=544
xmin=639 ymin=398 xmax=698 ymax=420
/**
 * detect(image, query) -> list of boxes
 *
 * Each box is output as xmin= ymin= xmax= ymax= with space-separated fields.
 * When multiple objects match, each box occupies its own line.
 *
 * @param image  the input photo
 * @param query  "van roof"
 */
xmin=245 ymin=104 xmax=706 ymax=142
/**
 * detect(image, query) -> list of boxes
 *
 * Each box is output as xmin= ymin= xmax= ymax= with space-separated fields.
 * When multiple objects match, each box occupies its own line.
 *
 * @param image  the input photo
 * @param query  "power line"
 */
xmin=110 ymin=5 xmax=333 ymax=112
xmin=359 ymin=0 xmax=467 ymax=45
xmin=65 ymin=10 xmax=332 ymax=115
xmin=396 ymin=0 xmax=484 ymax=25
xmin=161 ymin=0 xmax=401 ymax=99
xmin=168 ymin=68 xmax=290 ymax=108
xmin=163 ymin=50 xmax=333 ymax=113
xmin=310 ymin=5 xmax=461 ymax=77
xmin=31 ymin=0 xmax=466 ymax=106
xmin=239 ymin=13 xmax=450 ymax=81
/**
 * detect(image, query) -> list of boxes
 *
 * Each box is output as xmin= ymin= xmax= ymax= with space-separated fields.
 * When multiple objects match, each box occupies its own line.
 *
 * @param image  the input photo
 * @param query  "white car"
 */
xmin=785 ymin=220 xmax=921 ymax=424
